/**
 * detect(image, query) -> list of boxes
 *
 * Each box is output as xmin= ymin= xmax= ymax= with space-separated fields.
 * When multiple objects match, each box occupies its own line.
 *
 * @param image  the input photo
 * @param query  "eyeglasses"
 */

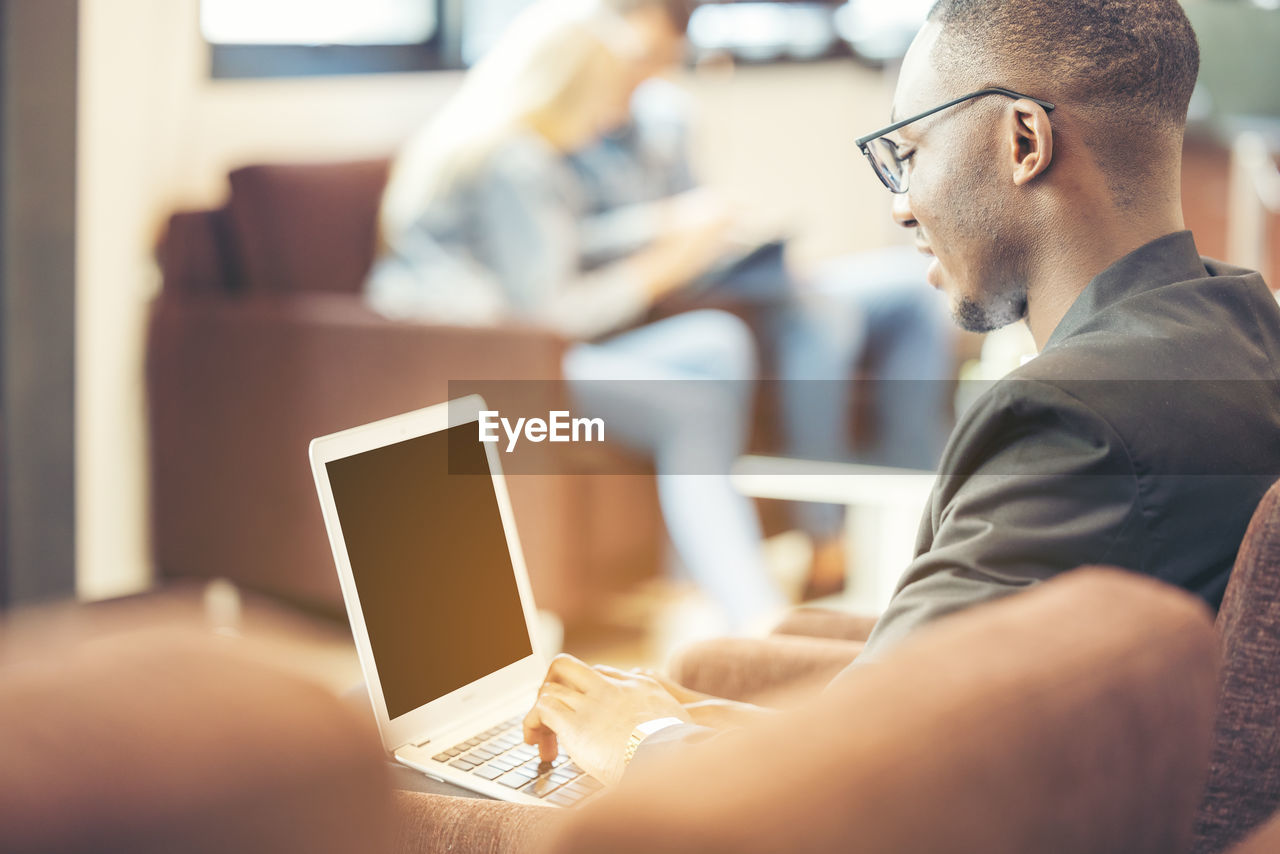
xmin=856 ymin=87 xmax=1056 ymax=194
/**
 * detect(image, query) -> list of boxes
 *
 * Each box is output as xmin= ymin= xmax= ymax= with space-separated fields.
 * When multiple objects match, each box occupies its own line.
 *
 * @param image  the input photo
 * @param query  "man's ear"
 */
xmin=1009 ymin=99 xmax=1053 ymax=186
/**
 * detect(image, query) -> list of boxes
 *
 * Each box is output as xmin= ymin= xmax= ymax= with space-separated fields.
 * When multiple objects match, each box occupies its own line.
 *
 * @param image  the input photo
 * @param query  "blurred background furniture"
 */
xmin=147 ymin=160 xmax=665 ymax=623
xmin=730 ymin=454 xmax=934 ymax=613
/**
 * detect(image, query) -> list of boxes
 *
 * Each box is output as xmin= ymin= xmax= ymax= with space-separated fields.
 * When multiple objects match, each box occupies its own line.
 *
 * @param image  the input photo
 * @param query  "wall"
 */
xmin=75 ymin=0 xmax=903 ymax=599
xmin=688 ymin=60 xmax=901 ymax=266
xmin=76 ymin=0 xmax=464 ymax=599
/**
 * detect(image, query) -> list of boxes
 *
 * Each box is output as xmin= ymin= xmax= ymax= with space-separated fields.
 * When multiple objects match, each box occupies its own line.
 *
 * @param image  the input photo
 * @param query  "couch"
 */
xmin=147 ymin=160 xmax=664 ymax=622
xmin=0 ymin=568 xmax=1225 ymax=852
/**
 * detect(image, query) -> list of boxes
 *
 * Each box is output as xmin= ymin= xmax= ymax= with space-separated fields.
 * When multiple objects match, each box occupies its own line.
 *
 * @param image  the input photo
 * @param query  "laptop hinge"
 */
xmin=407 ymin=735 xmax=432 ymax=748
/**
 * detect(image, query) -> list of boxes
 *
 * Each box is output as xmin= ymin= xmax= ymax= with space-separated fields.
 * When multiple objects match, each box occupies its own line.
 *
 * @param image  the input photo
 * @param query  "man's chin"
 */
xmin=951 ymin=293 xmax=1027 ymax=334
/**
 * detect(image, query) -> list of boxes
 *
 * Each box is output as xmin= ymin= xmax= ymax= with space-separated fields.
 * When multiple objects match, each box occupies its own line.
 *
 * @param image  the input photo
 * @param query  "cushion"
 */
xmin=226 ymin=159 xmax=390 ymax=295
xmin=156 ymin=210 xmax=237 ymax=297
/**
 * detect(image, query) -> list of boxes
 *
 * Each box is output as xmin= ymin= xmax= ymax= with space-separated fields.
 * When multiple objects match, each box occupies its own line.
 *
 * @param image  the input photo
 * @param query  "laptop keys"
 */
xmin=547 ymin=790 xmax=584 ymax=807
xmin=497 ymin=768 xmax=538 ymax=789
xmin=522 ymin=776 xmax=564 ymax=798
xmin=548 ymin=768 xmax=579 ymax=785
xmin=507 ymin=744 xmax=538 ymax=762
xmin=434 ymin=718 xmax=600 ymax=806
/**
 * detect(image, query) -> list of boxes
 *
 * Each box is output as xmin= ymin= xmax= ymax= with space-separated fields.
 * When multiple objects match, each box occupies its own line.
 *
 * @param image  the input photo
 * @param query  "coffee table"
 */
xmin=731 ymin=455 xmax=935 ymax=614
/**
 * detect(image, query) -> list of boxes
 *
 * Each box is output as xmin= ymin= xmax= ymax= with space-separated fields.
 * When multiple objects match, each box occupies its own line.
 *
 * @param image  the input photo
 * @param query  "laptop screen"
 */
xmin=326 ymin=422 xmax=533 ymax=720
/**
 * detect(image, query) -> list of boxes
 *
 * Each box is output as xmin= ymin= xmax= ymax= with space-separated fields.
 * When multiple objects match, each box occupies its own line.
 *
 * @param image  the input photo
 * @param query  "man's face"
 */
xmin=624 ymin=6 xmax=685 ymax=88
xmin=889 ymin=23 xmax=1029 ymax=333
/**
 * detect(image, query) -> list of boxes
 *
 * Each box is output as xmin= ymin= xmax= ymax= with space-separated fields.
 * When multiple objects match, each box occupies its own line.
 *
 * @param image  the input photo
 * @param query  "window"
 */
xmin=459 ymin=0 xmax=539 ymax=65
xmin=202 ymin=0 xmax=437 ymax=46
xmin=687 ymin=2 xmax=845 ymax=64
xmin=200 ymin=0 xmax=856 ymax=80
xmin=203 ymin=0 xmax=455 ymax=78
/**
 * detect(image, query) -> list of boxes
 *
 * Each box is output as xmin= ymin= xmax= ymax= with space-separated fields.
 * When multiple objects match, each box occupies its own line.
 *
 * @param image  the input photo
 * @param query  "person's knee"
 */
xmin=785 ymin=294 xmax=867 ymax=367
xmin=682 ymin=310 xmax=757 ymax=383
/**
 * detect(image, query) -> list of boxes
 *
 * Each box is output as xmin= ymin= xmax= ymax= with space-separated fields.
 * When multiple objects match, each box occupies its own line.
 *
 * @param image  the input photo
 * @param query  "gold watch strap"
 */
xmin=623 ymin=717 xmax=685 ymax=765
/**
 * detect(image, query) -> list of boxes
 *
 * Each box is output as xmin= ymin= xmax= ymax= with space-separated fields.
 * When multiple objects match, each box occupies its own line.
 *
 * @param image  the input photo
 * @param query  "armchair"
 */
xmin=1194 ymin=477 xmax=1280 ymax=853
xmin=0 ymin=569 xmax=1223 ymax=853
xmin=147 ymin=160 xmax=664 ymax=621
xmin=392 ymin=568 xmax=1220 ymax=854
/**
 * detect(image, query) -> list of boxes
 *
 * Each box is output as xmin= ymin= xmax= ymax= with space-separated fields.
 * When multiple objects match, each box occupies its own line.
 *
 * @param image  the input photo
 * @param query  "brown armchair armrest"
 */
xmin=145 ymin=293 xmax=571 ymax=612
xmin=391 ymin=792 xmax=566 ymax=854
xmin=771 ymin=606 xmax=879 ymax=642
xmin=147 ymin=292 xmax=570 ymax=414
xmin=544 ymin=569 xmax=1218 ymax=854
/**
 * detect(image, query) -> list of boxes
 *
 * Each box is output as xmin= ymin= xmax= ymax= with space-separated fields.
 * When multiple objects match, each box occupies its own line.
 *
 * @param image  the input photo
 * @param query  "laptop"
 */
xmin=309 ymin=395 xmax=601 ymax=807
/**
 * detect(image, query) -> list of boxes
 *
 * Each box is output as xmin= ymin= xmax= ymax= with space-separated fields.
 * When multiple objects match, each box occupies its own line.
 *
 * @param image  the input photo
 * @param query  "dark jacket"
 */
xmin=861 ymin=231 xmax=1280 ymax=659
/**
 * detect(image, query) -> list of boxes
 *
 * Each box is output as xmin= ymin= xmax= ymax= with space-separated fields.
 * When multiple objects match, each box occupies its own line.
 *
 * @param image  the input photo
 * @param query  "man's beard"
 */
xmin=938 ymin=174 xmax=1030 ymax=333
xmin=952 ymin=285 xmax=1028 ymax=333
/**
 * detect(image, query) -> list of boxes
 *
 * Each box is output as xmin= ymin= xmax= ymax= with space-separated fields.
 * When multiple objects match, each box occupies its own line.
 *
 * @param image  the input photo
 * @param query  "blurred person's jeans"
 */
xmin=776 ymin=247 xmax=954 ymax=539
xmin=563 ymin=310 xmax=783 ymax=631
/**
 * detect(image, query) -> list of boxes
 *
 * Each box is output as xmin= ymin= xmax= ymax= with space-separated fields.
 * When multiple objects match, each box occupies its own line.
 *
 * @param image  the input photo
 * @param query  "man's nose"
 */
xmin=892 ymin=192 xmax=918 ymax=230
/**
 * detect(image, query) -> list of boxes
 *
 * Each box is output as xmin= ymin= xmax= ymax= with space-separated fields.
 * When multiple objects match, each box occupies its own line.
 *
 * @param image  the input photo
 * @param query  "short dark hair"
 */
xmin=601 ymin=0 xmax=694 ymax=34
xmin=927 ymin=0 xmax=1200 ymax=131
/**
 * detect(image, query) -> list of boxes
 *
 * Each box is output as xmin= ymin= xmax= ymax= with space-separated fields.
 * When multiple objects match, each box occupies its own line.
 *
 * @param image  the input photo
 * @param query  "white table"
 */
xmin=731 ymin=455 xmax=935 ymax=614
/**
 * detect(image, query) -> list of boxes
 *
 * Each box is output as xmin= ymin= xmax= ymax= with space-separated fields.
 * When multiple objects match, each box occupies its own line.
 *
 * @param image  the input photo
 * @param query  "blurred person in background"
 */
xmin=570 ymin=0 xmax=956 ymax=591
xmin=367 ymin=2 xmax=785 ymax=633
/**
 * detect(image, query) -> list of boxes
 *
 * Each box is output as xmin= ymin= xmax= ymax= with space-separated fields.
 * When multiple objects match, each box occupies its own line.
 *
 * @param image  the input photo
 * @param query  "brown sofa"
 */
xmin=0 ymin=569 xmax=1225 ymax=852
xmin=147 ymin=160 xmax=664 ymax=621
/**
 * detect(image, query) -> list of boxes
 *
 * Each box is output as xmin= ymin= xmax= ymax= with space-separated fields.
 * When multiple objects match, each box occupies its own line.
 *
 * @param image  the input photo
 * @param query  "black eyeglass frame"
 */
xmin=856 ymin=87 xmax=1056 ymax=193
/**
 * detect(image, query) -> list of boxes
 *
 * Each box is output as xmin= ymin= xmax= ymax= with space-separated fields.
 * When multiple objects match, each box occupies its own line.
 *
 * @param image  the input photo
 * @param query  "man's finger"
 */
xmin=592 ymin=663 xmax=636 ymax=681
xmin=636 ymin=667 xmax=708 ymax=704
xmin=529 ymin=693 xmax=574 ymax=762
xmin=523 ymin=700 xmax=558 ymax=759
xmin=545 ymin=653 xmax=602 ymax=692
xmin=538 ymin=680 xmax=582 ymax=707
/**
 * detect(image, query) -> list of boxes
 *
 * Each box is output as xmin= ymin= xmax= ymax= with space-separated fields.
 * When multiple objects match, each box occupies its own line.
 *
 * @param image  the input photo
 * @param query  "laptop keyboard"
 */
xmin=431 ymin=715 xmax=603 ymax=807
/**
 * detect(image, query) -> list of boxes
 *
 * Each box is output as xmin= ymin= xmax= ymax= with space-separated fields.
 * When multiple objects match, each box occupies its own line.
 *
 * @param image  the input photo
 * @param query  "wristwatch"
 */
xmin=623 ymin=716 xmax=686 ymax=766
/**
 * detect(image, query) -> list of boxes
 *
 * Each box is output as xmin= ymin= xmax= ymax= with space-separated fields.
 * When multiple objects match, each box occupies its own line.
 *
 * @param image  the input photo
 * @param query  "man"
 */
xmin=522 ymin=0 xmax=1280 ymax=787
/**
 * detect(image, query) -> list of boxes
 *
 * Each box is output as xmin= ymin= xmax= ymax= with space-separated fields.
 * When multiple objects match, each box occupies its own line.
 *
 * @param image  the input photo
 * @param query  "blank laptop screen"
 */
xmin=326 ymin=422 xmax=533 ymax=720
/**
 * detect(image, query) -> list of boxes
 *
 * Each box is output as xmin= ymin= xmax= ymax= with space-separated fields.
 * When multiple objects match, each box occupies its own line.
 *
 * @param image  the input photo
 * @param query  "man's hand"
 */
xmin=634 ymin=667 xmax=776 ymax=730
xmin=523 ymin=654 xmax=691 ymax=787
